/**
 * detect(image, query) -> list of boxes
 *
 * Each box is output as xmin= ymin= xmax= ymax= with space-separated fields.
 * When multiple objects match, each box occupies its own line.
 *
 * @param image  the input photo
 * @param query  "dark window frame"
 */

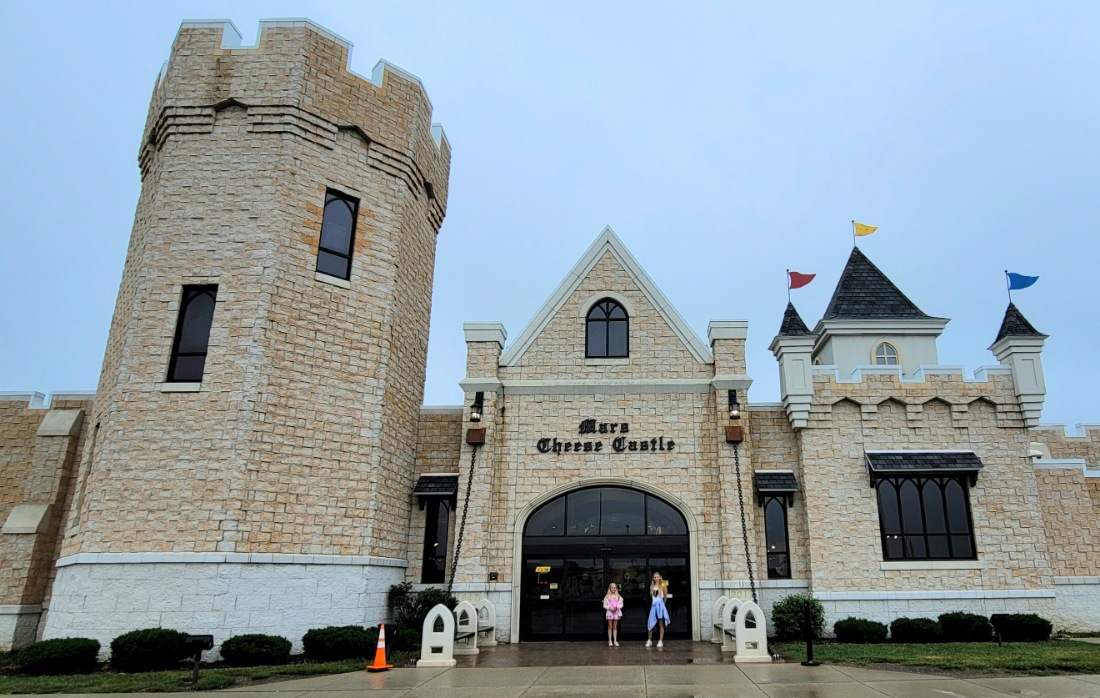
xmin=420 ymin=498 xmax=452 ymax=583
xmin=585 ymin=298 xmax=629 ymax=358
xmin=523 ymin=486 xmax=686 ymax=538
xmin=763 ymin=495 xmax=792 ymax=579
xmin=875 ymin=475 xmax=977 ymax=561
xmin=316 ymin=188 xmax=360 ymax=281
xmin=166 ymin=285 xmax=218 ymax=383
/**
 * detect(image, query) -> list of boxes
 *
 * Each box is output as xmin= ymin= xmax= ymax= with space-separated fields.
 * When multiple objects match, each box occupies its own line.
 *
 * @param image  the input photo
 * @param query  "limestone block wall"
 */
xmin=0 ymin=394 xmax=93 ymax=648
xmin=405 ymin=408 xmax=462 ymax=583
xmin=63 ymin=20 xmax=450 ymax=562
xmin=47 ymin=19 xmax=449 ymax=644
xmin=747 ymin=406 xmax=809 ymax=582
xmin=1030 ymin=424 xmax=1100 ymax=629
xmin=798 ymin=369 xmax=1054 ymax=600
xmin=498 ymin=252 xmax=711 ymax=382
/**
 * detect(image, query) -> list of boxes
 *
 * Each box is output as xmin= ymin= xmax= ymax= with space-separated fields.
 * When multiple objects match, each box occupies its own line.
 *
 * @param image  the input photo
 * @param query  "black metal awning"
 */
xmin=865 ymin=451 xmax=983 ymax=486
xmin=754 ymin=470 xmax=798 ymax=505
xmin=414 ymin=474 xmax=458 ymax=508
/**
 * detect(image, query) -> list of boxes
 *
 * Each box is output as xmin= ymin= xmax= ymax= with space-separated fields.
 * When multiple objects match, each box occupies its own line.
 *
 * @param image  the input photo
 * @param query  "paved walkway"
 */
xmin=45 ymin=642 xmax=1100 ymax=697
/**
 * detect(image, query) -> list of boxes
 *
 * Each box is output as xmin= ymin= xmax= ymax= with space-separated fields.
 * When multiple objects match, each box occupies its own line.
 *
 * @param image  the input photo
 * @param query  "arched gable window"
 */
xmin=586 ymin=299 xmax=629 ymax=358
xmin=874 ymin=342 xmax=899 ymax=365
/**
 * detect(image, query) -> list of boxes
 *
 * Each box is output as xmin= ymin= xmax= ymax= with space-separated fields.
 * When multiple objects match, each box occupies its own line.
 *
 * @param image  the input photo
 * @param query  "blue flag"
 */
xmin=1007 ymin=272 xmax=1039 ymax=291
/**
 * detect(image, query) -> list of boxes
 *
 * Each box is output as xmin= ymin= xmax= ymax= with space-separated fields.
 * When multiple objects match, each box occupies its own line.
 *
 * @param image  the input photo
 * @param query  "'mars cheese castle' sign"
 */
xmin=536 ymin=419 xmax=676 ymax=455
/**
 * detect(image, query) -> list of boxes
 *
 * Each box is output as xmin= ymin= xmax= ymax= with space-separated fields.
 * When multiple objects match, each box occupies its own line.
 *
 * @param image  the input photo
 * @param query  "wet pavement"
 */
xmin=40 ymin=642 xmax=1100 ymax=697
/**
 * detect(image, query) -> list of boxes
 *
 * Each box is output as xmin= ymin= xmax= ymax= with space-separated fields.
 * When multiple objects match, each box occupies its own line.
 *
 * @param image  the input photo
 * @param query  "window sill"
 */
xmin=584 ymin=357 xmax=630 ymax=365
xmin=315 ymin=272 xmax=351 ymax=289
xmin=159 ymin=382 xmax=202 ymax=393
xmin=880 ymin=560 xmax=982 ymax=571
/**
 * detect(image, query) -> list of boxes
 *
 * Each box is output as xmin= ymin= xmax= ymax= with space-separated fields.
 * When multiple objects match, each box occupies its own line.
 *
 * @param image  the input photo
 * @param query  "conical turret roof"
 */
xmin=777 ymin=302 xmax=811 ymax=336
xmin=821 ymin=248 xmax=933 ymax=321
xmin=994 ymin=303 xmax=1046 ymax=343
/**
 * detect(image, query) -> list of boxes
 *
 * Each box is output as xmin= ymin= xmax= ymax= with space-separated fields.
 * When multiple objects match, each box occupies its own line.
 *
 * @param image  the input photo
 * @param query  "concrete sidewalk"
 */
xmin=40 ymin=664 xmax=1100 ymax=697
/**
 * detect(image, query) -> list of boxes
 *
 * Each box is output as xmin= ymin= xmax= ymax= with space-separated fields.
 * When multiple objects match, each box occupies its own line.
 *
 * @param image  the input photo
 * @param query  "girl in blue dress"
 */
xmin=646 ymin=572 xmax=670 ymax=647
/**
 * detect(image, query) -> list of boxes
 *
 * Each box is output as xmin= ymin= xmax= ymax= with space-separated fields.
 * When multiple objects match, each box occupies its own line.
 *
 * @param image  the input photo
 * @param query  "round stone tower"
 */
xmin=44 ymin=20 xmax=449 ymax=647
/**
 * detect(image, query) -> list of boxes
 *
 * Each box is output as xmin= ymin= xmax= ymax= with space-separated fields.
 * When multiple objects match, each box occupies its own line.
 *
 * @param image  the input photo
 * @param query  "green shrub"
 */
xmin=990 ymin=613 xmax=1052 ymax=642
xmin=15 ymin=638 xmax=100 ymax=675
xmin=770 ymin=593 xmax=825 ymax=641
xmin=110 ymin=628 xmax=191 ymax=672
xmin=386 ymin=582 xmax=458 ymax=652
xmin=938 ymin=612 xmax=993 ymax=642
xmin=891 ymin=617 xmax=942 ymax=643
xmin=301 ymin=626 xmax=377 ymax=662
xmin=219 ymin=634 xmax=292 ymax=667
xmin=833 ymin=617 xmax=888 ymax=643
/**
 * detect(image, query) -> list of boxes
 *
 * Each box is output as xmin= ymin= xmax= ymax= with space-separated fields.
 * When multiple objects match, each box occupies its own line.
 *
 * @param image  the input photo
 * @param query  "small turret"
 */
xmin=770 ymin=303 xmax=815 ymax=429
xmin=989 ymin=303 xmax=1048 ymax=427
xmin=812 ymin=248 xmax=948 ymax=375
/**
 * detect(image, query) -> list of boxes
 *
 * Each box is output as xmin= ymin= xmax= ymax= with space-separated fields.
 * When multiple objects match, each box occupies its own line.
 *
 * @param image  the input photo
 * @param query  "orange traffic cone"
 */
xmin=366 ymin=624 xmax=394 ymax=672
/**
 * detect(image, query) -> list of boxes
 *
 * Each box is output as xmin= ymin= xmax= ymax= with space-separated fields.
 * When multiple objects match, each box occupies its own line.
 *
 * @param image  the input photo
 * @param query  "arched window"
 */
xmin=586 ymin=299 xmax=629 ymax=358
xmin=524 ymin=487 xmax=686 ymax=537
xmin=874 ymin=342 xmax=899 ymax=365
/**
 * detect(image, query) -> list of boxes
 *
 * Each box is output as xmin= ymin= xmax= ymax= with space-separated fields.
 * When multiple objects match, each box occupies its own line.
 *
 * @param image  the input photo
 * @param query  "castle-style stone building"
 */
xmin=1 ymin=19 xmax=1097 ymax=652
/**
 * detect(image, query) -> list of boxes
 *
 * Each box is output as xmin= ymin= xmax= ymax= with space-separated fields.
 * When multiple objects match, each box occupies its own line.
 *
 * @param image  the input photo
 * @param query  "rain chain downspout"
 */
xmin=448 ymin=391 xmax=486 ymax=596
xmin=726 ymin=390 xmax=757 ymax=604
xmin=447 ymin=442 xmax=479 ymax=597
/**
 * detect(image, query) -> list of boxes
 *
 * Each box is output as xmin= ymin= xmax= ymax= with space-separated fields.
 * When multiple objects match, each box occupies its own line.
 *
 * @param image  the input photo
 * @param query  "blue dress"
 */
xmin=648 ymin=588 xmax=671 ymax=630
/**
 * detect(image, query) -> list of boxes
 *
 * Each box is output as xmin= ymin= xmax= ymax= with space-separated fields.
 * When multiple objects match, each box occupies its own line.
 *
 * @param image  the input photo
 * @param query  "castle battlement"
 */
xmin=0 ymin=391 xmax=94 ymax=410
xmin=141 ymin=19 xmax=450 ymax=219
xmin=811 ymin=364 xmax=1013 ymax=384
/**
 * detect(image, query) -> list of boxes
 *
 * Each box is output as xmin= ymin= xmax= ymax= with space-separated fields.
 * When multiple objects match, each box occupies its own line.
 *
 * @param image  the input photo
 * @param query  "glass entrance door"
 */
xmin=520 ymin=552 xmax=692 ymax=641
xmin=519 ymin=486 xmax=692 ymax=641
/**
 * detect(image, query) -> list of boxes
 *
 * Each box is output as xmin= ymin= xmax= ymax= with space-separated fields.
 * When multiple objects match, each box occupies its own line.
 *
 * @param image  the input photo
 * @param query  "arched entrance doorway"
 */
xmin=519 ymin=485 xmax=692 ymax=641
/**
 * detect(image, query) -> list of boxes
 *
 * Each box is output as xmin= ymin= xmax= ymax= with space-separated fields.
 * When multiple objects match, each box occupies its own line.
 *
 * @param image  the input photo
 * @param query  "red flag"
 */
xmin=788 ymin=271 xmax=816 ymax=290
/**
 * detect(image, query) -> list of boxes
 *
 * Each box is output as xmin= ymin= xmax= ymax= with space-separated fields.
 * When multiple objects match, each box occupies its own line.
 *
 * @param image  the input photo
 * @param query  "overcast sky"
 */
xmin=1 ymin=2 xmax=1097 ymax=429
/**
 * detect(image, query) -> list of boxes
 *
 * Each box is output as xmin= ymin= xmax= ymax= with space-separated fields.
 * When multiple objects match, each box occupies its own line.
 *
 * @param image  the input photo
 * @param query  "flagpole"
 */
xmin=786 ymin=269 xmax=791 ymax=303
xmin=851 ymin=220 xmax=856 ymax=247
xmin=1005 ymin=270 xmax=1012 ymax=304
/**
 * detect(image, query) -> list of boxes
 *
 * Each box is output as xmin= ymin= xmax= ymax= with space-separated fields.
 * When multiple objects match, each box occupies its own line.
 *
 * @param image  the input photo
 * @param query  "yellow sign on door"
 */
xmin=535 ymin=565 xmax=551 ymax=573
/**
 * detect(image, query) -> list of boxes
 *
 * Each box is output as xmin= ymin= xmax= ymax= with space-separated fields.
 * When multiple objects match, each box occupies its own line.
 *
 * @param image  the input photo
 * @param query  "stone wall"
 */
xmin=46 ymin=20 xmax=449 ymax=643
xmin=0 ymin=394 xmax=93 ymax=649
xmin=798 ymin=369 xmax=1055 ymax=603
xmin=405 ymin=408 xmax=462 ymax=584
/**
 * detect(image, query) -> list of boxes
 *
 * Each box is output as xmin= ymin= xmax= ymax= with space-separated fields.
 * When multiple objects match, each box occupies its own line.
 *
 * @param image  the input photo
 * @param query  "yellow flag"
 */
xmin=853 ymin=221 xmax=878 ymax=237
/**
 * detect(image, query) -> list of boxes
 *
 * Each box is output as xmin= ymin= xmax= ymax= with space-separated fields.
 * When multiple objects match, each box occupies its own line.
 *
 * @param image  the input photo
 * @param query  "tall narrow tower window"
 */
xmin=167 ymin=285 xmax=218 ymax=382
xmin=586 ymin=298 xmax=629 ymax=358
xmin=316 ymin=189 xmax=359 ymax=280
xmin=874 ymin=342 xmax=899 ymax=365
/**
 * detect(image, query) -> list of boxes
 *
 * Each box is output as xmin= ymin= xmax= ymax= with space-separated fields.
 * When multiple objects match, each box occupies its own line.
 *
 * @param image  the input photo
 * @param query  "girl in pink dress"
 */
xmin=603 ymin=582 xmax=624 ymax=646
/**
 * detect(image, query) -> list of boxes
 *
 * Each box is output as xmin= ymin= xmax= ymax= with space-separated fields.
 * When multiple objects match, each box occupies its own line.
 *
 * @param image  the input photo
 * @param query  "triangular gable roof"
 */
xmin=821 ymin=247 xmax=938 ymax=321
xmin=499 ymin=226 xmax=712 ymax=366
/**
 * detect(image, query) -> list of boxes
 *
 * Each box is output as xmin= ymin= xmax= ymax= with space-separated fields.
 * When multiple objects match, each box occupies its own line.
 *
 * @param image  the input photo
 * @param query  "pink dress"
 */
xmin=603 ymin=594 xmax=623 ymax=620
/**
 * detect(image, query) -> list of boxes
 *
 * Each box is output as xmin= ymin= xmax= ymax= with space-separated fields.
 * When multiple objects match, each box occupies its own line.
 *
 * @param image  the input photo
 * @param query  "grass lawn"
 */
xmin=772 ymin=639 xmax=1100 ymax=676
xmin=0 ymin=653 xmax=416 ymax=694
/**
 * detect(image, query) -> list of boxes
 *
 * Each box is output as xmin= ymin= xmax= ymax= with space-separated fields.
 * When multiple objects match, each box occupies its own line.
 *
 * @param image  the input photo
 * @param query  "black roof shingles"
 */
xmin=413 ymin=474 xmax=458 ymax=496
xmin=866 ymin=451 xmax=982 ymax=473
xmin=777 ymin=302 xmax=811 ymax=337
xmin=994 ymin=303 xmax=1046 ymax=343
xmin=822 ymin=247 xmax=934 ymax=321
xmin=754 ymin=471 xmax=799 ymax=492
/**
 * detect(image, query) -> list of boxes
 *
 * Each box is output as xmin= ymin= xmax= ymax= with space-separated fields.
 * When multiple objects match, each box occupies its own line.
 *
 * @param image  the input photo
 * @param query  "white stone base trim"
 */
xmin=1052 ymin=577 xmax=1100 ymax=632
xmin=816 ymin=589 xmax=1056 ymax=601
xmin=0 ymin=607 xmax=41 ymax=650
xmin=56 ymin=552 xmax=407 ymax=567
xmin=43 ymin=558 xmax=407 ymax=658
